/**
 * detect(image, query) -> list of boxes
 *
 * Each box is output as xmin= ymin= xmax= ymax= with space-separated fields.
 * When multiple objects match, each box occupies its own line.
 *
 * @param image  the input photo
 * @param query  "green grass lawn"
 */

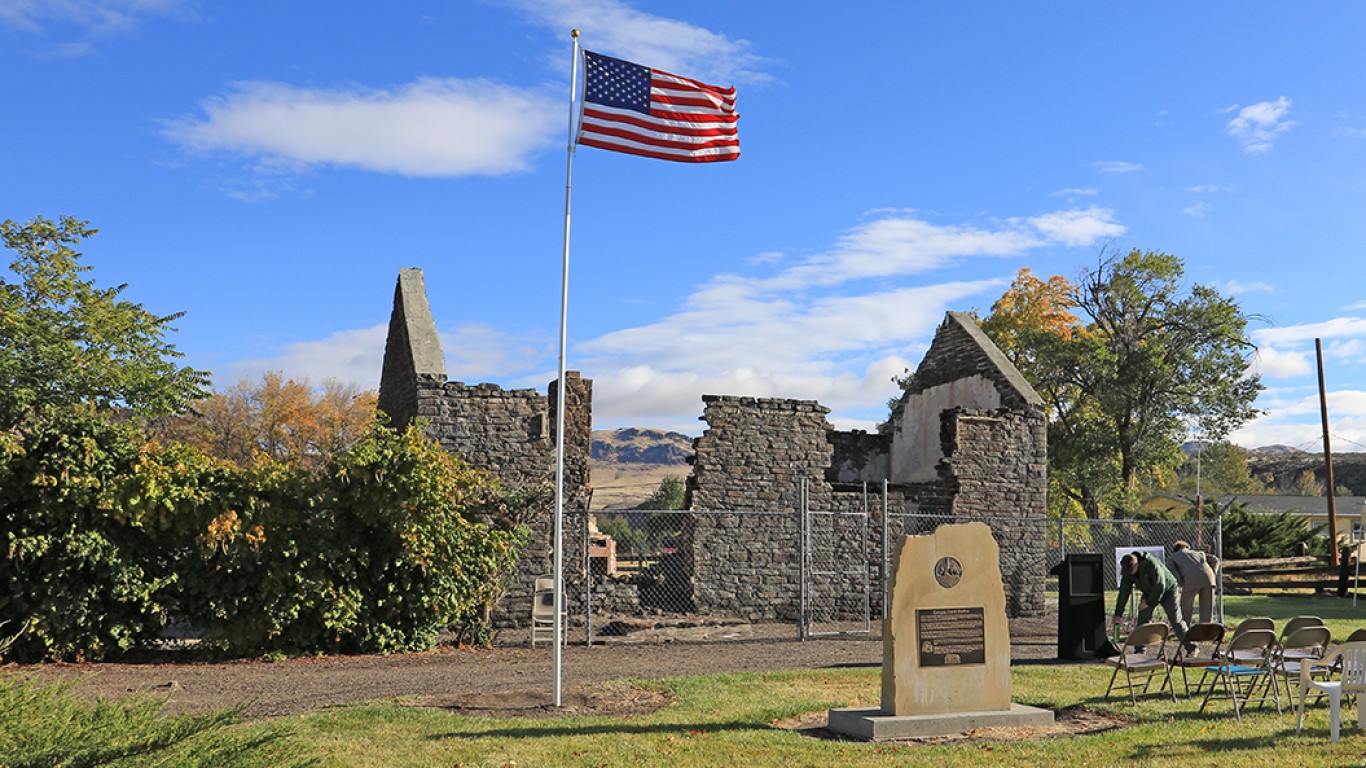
xmin=7 ymin=593 xmax=1366 ymax=767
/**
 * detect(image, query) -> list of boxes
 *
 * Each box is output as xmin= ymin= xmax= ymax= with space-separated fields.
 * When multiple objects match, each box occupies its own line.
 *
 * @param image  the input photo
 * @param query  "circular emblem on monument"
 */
xmin=934 ymin=556 xmax=963 ymax=588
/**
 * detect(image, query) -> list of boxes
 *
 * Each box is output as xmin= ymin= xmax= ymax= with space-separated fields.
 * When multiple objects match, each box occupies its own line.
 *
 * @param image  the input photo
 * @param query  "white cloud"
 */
xmin=1183 ymin=202 xmax=1211 ymax=218
xmin=1094 ymin=161 xmax=1143 ymax=173
xmin=1227 ymin=97 xmax=1296 ymax=154
xmin=1333 ymin=126 xmax=1366 ymax=140
xmin=1051 ymin=188 xmax=1098 ymax=197
xmin=1327 ymin=339 xmax=1366 ymax=362
xmin=1186 ymin=184 xmax=1225 ymax=193
xmin=1027 ymin=207 xmax=1126 ymax=246
xmin=217 ymin=322 xmax=549 ymax=393
xmin=1249 ymin=345 xmax=1311 ymax=378
xmin=1231 ymin=391 xmax=1366 ymax=450
xmin=1343 ymin=300 xmax=1366 ymax=311
xmin=753 ymin=207 xmax=1123 ymax=291
xmin=0 ymin=0 xmax=186 ymax=34
xmin=217 ymin=324 xmax=388 ymax=391
xmin=1254 ymin=317 xmax=1366 ymax=346
xmin=163 ymin=79 xmax=562 ymax=178
xmin=1220 ymin=279 xmax=1273 ymax=295
xmin=503 ymin=0 xmax=768 ymax=85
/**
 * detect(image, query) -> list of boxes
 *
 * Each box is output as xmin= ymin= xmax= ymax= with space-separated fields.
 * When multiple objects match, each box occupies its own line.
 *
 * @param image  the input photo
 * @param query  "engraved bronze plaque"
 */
xmin=934 ymin=556 xmax=963 ymax=588
xmin=916 ymin=607 xmax=986 ymax=666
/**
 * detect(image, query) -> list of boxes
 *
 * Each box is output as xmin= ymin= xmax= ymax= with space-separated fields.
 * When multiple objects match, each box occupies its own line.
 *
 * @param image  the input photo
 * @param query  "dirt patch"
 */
xmin=772 ymin=706 xmax=1131 ymax=744
xmin=398 ymin=681 xmax=672 ymax=719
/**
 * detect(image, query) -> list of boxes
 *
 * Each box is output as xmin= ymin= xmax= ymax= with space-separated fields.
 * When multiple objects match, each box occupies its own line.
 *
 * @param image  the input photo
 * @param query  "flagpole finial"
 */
xmin=571 ymin=28 xmax=579 ymax=38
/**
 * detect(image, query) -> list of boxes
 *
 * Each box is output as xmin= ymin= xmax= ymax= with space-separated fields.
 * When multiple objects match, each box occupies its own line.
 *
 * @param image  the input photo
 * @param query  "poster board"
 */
xmin=1112 ymin=546 xmax=1166 ymax=591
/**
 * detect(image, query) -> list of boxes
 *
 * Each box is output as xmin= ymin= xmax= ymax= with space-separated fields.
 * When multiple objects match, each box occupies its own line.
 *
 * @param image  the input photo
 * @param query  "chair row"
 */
xmin=1104 ymin=617 xmax=1366 ymax=741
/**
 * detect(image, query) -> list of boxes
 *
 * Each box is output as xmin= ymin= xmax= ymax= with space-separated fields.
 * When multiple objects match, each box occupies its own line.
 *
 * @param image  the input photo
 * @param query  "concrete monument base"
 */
xmin=827 ymin=703 xmax=1055 ymax=741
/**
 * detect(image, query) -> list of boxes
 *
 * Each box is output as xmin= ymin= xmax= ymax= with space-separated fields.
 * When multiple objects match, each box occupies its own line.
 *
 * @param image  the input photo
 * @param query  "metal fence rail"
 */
xmin=538 ymin=497 xmax=1222 ymax=646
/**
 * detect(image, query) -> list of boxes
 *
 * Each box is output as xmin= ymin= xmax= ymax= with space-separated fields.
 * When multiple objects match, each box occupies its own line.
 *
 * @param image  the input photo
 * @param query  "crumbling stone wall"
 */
xmin=678 ymin=312 xmax=1048 ymax=621
xmin=685 ymin=395 xmax=834 ymax=621
xmin=376 ymin=269 xmax=592 ymax=627
xmin=928 ymin=407 xmax=1047 ymax=615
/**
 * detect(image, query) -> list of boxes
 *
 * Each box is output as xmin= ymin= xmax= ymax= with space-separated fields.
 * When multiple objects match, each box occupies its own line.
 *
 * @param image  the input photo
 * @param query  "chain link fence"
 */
xmin=523 ymin=500 xmax=1223 ymax=646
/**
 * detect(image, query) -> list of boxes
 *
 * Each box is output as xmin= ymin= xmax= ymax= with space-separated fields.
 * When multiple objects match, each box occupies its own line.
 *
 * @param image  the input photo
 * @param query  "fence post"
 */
xmin=861 ymin=482 xmax=870 ymax=634
xmin=798 ymin=477 xmax=807 ymax=641
xmin=582 ymin=509 xmax=593 ymax=648
xmin=881 ymin=480 xmax=890 ymax=627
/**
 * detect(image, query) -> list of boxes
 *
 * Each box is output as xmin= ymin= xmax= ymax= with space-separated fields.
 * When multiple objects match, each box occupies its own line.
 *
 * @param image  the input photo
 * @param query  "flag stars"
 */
xmin=583 ymin=51 xmax=652 ymax=114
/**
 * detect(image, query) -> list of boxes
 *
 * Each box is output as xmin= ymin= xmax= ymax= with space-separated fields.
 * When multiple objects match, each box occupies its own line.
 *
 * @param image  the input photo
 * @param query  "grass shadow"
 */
xmin=427 ymin=720 xmax=763 ymax=740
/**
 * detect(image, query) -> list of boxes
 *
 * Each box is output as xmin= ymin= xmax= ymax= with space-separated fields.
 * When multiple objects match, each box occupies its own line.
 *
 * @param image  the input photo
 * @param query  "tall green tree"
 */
xmin=981 ymin=250 xmax=1262 ymax=518
xmin=0 ymin=216 xmax=208 ymax=429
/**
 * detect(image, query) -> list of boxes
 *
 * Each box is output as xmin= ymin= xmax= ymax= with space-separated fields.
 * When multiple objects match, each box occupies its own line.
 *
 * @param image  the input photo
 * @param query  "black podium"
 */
xmin=1052 ymin=553 xmax=1107 ymax=660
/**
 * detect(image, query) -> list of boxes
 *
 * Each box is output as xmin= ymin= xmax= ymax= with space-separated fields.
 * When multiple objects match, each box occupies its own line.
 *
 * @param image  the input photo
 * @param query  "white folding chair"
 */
xmin=530 ymin=576 xmax=564 ymax=647
xmin=1298 ymin=641 xmax=1366 ymax=742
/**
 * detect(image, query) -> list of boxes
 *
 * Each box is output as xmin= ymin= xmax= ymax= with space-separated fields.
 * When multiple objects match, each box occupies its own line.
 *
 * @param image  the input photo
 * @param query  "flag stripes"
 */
xmin=578 ymin=50 xmax=739 ymax=163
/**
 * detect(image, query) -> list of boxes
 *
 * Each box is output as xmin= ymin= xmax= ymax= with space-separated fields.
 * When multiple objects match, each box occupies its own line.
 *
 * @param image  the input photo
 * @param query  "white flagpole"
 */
xmin=552 ymin=28 xmax=581 ymax=709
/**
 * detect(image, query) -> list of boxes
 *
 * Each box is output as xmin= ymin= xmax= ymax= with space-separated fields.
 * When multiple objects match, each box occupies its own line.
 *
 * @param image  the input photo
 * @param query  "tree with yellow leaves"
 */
xmin=152 ymin=373 xmax=377 ymax=470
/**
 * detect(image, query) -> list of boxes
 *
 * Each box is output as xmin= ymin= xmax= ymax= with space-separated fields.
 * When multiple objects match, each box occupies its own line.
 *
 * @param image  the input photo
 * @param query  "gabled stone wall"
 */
xmin=679 ymin=312 xmax=1047 ymax=620
xmin=376 ymin=269 xmax=592 ymax=626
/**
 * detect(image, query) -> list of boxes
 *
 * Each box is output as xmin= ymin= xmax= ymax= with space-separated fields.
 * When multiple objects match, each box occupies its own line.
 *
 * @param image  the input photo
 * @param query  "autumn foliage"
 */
xmin=152 ymin=372 xmax=378 ymax=470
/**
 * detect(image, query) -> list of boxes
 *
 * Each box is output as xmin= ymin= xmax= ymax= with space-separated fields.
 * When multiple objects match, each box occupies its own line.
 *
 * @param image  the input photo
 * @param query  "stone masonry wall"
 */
xmin=935 ymin=407 xmax=1048 ymax=615
xmin=686 ymin=395 xmax=836 ymax=621
xmin=376 ymin=270 xmax=594 ymax=629
xmin=676 ymin=312 xmax=1049 ymax=622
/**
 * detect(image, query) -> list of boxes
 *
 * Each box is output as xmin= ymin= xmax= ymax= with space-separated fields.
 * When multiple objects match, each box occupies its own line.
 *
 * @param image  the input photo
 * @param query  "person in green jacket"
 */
xmin=1110 ymin=550 xmax=1189 ymax=645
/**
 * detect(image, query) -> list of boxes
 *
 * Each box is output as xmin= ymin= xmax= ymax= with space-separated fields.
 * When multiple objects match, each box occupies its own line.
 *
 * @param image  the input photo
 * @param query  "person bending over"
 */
xmin=1111 ymin=550 xmax=1189 ymax=647
xmin=1166 ymin=540 xmax=1219 ymax=624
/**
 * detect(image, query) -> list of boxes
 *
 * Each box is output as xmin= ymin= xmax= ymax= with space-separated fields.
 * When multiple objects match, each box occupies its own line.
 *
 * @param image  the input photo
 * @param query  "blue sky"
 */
xmin=5 ymin=2 xmax=1366 ymax=449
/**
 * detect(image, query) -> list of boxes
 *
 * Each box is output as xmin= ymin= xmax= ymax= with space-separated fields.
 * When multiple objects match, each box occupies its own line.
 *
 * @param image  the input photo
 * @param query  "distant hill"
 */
xmin=591 ymin=428 xmax=694 ymax=465
xmin=1247 ymin=444 xmax=1306 ymax=457
xmin=1247 ymin=451 xmax=1366 ymax=496
xmin=590 ymin=428 xmax=694 ymax=510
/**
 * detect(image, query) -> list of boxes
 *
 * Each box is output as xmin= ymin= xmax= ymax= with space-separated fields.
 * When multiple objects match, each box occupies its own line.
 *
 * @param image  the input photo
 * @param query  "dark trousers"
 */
xmin=1136 ymin=587 xmax=1188 ymax=643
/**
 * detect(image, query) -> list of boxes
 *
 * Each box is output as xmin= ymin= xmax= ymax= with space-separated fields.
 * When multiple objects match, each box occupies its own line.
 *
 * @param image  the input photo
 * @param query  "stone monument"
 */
xmin=828 ymin=521 xmax=1053 ymax=740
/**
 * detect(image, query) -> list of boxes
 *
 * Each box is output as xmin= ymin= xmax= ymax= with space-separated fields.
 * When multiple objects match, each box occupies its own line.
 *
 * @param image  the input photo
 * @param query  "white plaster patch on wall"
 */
xmin=890 ymin=375 xmax=1002 ymax=483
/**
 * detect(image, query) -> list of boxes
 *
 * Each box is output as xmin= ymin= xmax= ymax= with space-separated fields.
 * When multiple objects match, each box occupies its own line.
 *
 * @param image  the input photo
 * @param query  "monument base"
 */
xmin=827 ymin=703 xmax=1055 ymax=741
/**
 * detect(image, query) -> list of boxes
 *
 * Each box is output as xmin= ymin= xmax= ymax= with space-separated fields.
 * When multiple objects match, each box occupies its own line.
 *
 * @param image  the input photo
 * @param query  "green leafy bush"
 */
xmin=2 ymin=408 xmax=529 ymax=660
xmin=139 ymin=422 xmax=529 ymax=656
xmin=0 ymin=406 xmax=176 ymax=661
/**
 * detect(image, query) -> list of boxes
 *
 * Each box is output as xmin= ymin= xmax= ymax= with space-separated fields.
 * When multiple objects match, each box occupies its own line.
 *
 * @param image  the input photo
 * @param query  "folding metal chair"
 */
xmin=1168 ymin=622 xmax=1225 ymax=698
xmin=530 ymin=575 xmax=563 ymax=647
xmin=1104 ymin=622 xmax=1176 ymax=704
xmin=1200 ymin=628 xmax=1281 ymax=722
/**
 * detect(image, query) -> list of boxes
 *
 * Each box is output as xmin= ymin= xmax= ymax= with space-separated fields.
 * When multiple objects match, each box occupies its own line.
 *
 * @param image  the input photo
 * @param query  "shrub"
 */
xmin=1221 ymin=500 xmax=1329 ymax=559
xmin=147 ymin=422 xmax=529 ymax=656
xmin=3 ymin=407 xmax=530 ymax=660
xmin=0 ymin=676 xmax=305 ymax=767
xmin=0 ymin=406 xmax=176 ymax=661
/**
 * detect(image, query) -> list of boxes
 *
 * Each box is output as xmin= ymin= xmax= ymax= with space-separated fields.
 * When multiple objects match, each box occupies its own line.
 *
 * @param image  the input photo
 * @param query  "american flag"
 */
xmin=577 ymin=50 xmax=739 ymax=163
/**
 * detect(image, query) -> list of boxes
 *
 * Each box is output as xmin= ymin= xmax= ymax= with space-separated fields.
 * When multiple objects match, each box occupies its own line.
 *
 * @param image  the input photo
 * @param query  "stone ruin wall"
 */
xmin=412 ymin=375 xmax=593 ymax=627
xmin=377 ymin=269 xmax=592 ymax=627
xmin=662 ymin=312 xmax=1049 ymax=622
xmin=684 ymin=395 xmax=836 ymax=622
xmin=379 ymin=269 xmax=1046 ymax=627
xmin=672 ymin=396 xmax=1046 ymax=621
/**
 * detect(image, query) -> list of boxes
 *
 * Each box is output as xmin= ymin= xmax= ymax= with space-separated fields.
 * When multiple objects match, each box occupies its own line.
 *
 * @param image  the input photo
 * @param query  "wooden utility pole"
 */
xmin=1318 ymin=338 xmax=1340 ymax=566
